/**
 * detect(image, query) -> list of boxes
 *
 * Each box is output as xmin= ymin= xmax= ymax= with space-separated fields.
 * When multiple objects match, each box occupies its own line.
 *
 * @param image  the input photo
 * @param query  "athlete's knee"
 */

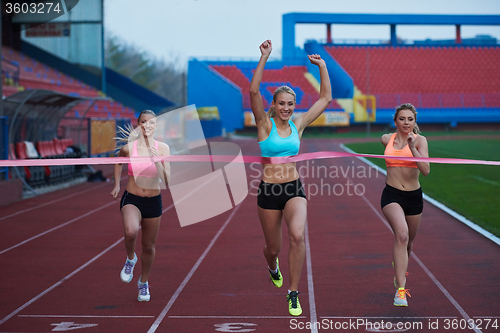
xmin=289 ymin=230 xmax=305 ymax=248
xmin=142 ymin=242 xmax=155 ymax=255
xmin=264 ymin=245 xmax=280 ymax=258
xmin=395 ymin=231 xmax=409 ymax=245
xmin=124 ymin=226 xmax=139 ymax=240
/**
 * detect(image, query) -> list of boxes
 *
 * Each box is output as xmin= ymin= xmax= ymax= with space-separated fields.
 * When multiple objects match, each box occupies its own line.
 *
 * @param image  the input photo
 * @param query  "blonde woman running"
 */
xmin=111 ymin=110 xmax=170 ymax=302
xmin=250 ymin=39 xmax=332 ymax=316
xmin=381 ymin=103 xmax=430 ymax=307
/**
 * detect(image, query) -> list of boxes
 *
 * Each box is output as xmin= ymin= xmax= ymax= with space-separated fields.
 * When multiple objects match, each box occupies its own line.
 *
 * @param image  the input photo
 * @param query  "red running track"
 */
xmin=0 ymin=138 xmax=499 ymax=333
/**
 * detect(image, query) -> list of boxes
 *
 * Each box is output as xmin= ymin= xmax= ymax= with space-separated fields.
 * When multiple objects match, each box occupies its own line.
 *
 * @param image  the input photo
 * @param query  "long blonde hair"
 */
xmin=268 ymin=86 xmax=296 ymax=118
xmin=394 ymin=103 xmax=420 ymax=134
xmin=115 ymin=110 xmax=156 ymax=151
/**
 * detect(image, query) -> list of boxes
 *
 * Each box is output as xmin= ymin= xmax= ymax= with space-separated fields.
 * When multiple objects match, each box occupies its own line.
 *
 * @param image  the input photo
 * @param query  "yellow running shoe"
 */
xmin=269 ymin=258 xmax=283 ymax=288
xmin=394 ymin=288 xmax=411 ymax=307
xmin=287 ymin=291 xmax=302 ymax=316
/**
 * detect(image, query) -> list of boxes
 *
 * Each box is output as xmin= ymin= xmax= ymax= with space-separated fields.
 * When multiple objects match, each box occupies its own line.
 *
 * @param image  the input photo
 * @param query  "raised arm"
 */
xmin=294 ymin=55 xmax=333 ymax=134
xmin=250 ymin=40 xmax=272 ymax=133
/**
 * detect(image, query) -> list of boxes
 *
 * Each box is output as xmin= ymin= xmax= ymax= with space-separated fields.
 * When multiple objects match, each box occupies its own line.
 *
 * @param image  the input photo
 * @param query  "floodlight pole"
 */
xmin=100 ymin=0 xmax=106 ymax=94
xmin=366 ymin=48 xmax=370 ymax=138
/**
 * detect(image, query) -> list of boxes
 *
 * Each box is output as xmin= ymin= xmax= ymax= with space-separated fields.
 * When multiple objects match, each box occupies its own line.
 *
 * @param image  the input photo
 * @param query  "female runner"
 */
xmin=250 ymin=40 xmax=332 ymax=316
xmin=381 ymin=103 xmax=430 ymax=307
xmin=111 ymin=110 xmax=170 ymax=302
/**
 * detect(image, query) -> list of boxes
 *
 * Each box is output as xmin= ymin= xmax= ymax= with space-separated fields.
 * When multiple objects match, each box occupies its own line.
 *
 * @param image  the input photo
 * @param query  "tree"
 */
xmin=105 ymin=34 xmax=185 ymax=105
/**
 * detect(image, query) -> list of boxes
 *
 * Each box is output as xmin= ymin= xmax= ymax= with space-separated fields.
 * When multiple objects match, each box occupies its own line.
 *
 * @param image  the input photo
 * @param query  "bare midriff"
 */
xmin=261 ymin=162 xmax=299 ymax=184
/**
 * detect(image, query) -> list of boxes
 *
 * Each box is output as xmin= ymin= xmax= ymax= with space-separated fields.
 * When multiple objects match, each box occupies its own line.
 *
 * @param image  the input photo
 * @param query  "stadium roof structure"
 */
xmin=283 ymin=13 xmax=500 ymax=60
xmin=3 ymin=89 xmax=107 ymax=145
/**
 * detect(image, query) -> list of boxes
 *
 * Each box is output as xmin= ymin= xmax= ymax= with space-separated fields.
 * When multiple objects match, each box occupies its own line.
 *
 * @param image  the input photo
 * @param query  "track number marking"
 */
xmin=214 ymin=322 xmax=257 ymax=332
xmin=51 ymin=322 xmax=98 ymax=331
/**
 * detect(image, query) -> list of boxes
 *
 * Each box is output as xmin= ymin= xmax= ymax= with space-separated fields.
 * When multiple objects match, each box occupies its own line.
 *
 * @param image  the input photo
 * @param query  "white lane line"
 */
xmin=321 ymin=316 xmax=458 ymax=319
xmin=359 ymin=194 xmax=482 ymax=333
xmin=18 ymin=315 xmax=154 ymax=318
xmin=0 ymin=238 xmax=123 ymax=326
xmin=162 ymin=202 xmax=175 ymax=214
xmin=422 ymin=194 xmax=500 ymax=246
xmin=339 ymin=144 xmax=500 ymax=246
xmin=326 ymin=145 xmax=481 ymax=333
xmin=1 ymin=191 xmax=176 ymax=327
xmin=0 ymin=178 xmax=117 ymax=221
xmin=0 ymin=201 xmax=116 ymax=255
xmin=411 ymin=255 xmax=482 ymax=330
xmin=1 ymin=167 xmax=217 ymax=254
xmin=168 ymin=316 xmax=305 ymax=319
xmin=304 ymin=221 xmax=318 ymax=333
xmin=147 ymin=204 xmax=242 ymax=333
xmin=471 ymin=175 xmax=499 ymax=186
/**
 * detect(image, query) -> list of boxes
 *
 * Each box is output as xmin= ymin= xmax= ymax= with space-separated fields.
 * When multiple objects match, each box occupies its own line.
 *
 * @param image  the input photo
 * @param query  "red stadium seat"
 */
xmin=53 ymin=139 xmax=65 ymax=155
xmin=322 ymin=45 xmax=500 ymax=113
xmin=325 ymin=45 xmax=500 ymax=100
xmin=14 ymin=142 xmax=32 ymax=181
xmin=15 ymin=142 xmax=28 ymax=159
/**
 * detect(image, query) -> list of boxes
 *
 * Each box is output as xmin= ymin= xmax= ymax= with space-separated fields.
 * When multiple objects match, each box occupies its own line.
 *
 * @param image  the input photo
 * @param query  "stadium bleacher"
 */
xmin=210 ymin=63 xmax=342 ymax=110
xmin=2 ymin=45 xmax=138 ymax=187
xmin=2 ymin=45 xmax=136 ymax=121
xmin=324 ymin=45 xmax=500 ymax=110
xmin=202 ymin=45 xmax=500 ymax=126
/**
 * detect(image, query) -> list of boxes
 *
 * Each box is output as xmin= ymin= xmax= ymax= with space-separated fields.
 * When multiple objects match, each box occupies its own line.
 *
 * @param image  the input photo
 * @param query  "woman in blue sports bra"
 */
xmin=111 ymin=110 xmax=171 ymax=303
xmin=250 ymin=39 xmax=332 ymax=316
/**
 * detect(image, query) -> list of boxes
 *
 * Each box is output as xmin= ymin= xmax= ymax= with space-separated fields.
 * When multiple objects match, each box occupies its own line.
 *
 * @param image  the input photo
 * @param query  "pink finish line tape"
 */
xmin=1 ymin=152 xmax=499 ymax=167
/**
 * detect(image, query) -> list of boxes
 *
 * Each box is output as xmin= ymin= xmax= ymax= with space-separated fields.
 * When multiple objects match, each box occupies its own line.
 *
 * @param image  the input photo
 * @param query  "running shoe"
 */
xmin=269 ymin=258 xmax=283 ymax=288
xmin=120 ymin=253 xmax=137 ymax=283
xmin=394 ymin=287 xmax=411 ymax=307
xmin=137 ymin=277 xmax=150 ymax=302
xmin=287 ymin=291 xmax=302 ymax=316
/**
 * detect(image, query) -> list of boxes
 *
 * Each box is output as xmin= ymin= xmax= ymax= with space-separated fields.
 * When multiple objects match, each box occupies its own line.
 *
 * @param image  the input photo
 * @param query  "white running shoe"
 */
xmin=394 ymin=287 xmax=411 ymax=307
xmin=137 ymin=277 xmax=150 ymax=302
xmin=120 ymin=253 xmax=137 ymax=283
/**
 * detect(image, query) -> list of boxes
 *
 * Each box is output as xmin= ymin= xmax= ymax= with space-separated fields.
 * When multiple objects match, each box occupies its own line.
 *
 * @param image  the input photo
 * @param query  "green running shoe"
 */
xmin=287 ymin=291 xmax=302 ymax=316
xmin=269 ymin=258 xmax=283 ymax=288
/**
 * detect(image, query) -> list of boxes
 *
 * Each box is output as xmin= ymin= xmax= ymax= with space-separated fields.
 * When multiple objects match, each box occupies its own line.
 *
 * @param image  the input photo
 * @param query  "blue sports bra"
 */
xmin=258 ymin=118 xmax=300 ymax=157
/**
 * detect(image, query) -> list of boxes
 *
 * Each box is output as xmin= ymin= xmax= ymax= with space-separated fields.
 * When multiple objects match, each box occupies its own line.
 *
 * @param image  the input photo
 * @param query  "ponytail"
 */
xmin=114 ymin=122 xmax=139 ymax=153
xmin=268 ymin=106 xmax=276 ymax=118
xmin=413 ymin=123 xmax=421 ymax=134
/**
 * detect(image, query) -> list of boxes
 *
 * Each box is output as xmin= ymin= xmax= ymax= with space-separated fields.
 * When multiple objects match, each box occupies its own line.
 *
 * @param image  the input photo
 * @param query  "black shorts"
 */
xmin=257 ymin=179 xmax=307 ymax=211
xmin=380 ymin=184 xmax=423 ymax=216
xmin=120 ymin=190 xmax=163 ymax=218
